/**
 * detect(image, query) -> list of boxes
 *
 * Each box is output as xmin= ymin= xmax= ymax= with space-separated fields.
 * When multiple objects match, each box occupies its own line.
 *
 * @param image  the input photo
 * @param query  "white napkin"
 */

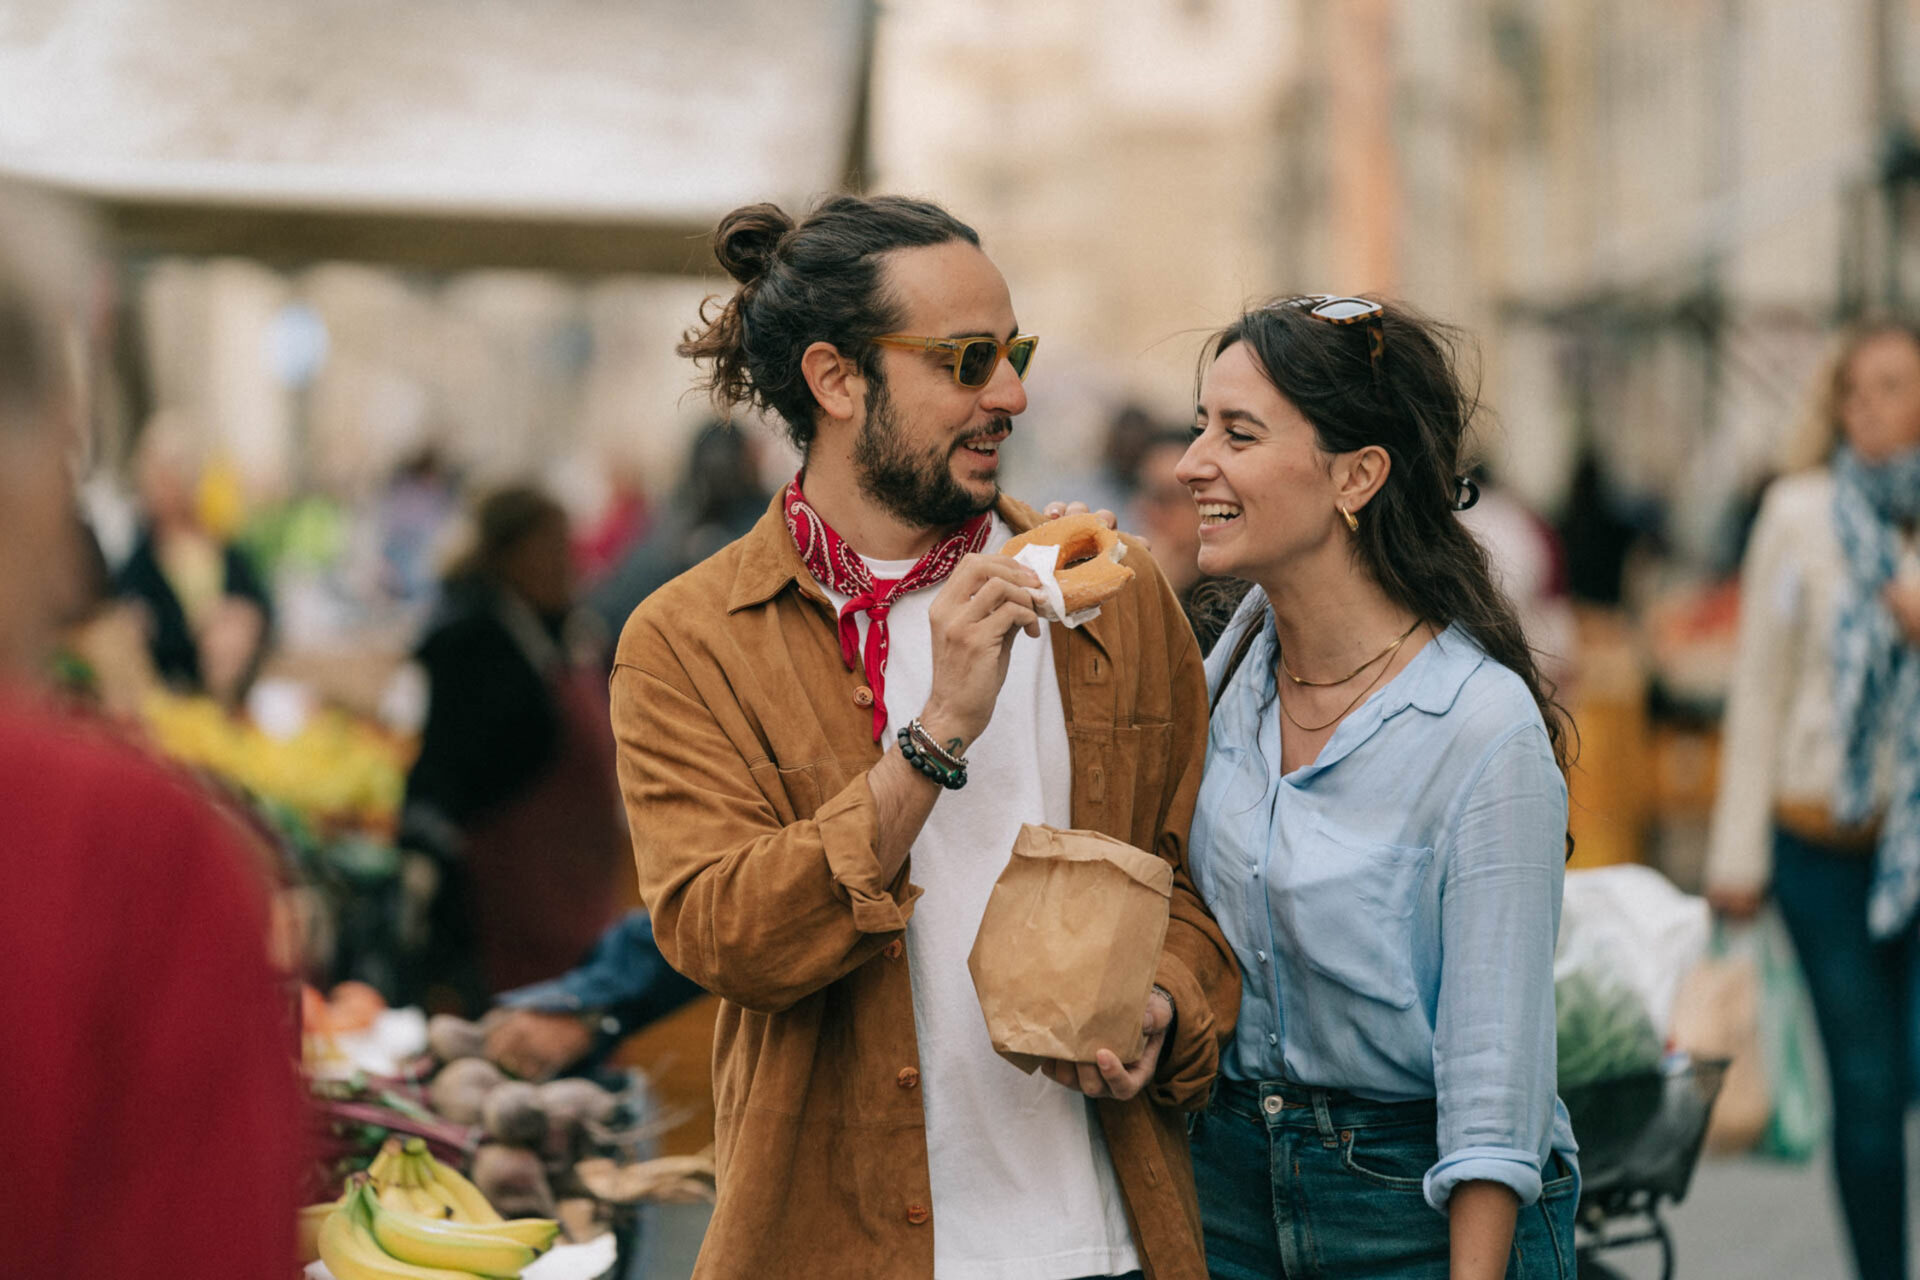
xmin=1012 ymin=542 xmax=1108 ymax=629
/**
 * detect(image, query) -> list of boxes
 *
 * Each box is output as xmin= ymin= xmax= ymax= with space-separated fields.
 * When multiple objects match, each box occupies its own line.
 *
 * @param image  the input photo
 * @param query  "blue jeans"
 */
xmin=1773 ymin=825 xmax=1920 ymax=1280
xmin=1191 ymin=1078 xmax=1577 ymax=1279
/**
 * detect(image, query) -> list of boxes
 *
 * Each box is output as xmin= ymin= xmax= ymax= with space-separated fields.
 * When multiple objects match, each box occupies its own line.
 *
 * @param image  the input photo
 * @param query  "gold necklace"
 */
xmin=1277 ymin=650 xmax=1397 ymax=734
xmin=1279 ymin=617 xmax=1423 ymax=687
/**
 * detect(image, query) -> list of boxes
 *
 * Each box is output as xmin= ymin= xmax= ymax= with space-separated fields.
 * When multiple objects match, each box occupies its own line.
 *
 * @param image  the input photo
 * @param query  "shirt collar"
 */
xmin=1374 ymin=621 xmax=1484 ymax=720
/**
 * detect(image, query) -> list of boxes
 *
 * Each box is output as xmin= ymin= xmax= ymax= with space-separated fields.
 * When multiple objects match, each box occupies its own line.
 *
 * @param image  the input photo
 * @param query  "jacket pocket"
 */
xmin=1281 ymin=813 xmax=1433 ymax=1009
xmin=746 ymin=759 xmax=824 ymax=823
xmin=1066 ymin=720 xmax=1172 ymax=844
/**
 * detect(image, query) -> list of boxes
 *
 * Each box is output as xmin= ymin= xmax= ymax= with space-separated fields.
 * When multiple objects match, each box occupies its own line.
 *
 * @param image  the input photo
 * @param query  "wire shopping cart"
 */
xmin=1561 ymin=1054 xmax=1730 ymax=1280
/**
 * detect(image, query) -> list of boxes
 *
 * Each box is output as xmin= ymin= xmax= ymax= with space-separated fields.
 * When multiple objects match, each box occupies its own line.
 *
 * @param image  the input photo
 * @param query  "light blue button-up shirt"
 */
xmin=1192 ymin=589 xmax=1578 ymax=1212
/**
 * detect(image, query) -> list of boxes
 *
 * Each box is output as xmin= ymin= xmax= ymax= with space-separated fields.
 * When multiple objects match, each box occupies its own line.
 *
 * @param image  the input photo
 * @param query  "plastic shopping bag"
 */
xmin=1553 ymin=864 xmax=1710 ymax=1089
xmin=1669 ymin=913 xmax=1827 ymax=1160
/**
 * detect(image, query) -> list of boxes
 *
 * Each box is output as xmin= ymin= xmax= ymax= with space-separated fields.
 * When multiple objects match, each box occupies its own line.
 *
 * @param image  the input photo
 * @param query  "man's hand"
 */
xmin=1884 ymin=578 xmax=1920 ymax=649
xmin=1037 ymin=989 xmax=1173 ymax=1102
xmin=484 ymin=1009 xmax=595 ymax=1082
xmin=920 ymin=554 xmax=1042 ymax=748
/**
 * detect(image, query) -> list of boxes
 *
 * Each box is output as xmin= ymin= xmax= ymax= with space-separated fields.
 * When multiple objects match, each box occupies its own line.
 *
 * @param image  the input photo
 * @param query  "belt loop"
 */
xmin=1310 ymin=1089 xmax=1339 ymax=1147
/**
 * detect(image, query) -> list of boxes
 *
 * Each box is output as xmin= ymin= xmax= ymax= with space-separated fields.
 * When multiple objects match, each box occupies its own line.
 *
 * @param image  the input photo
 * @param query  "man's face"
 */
xmin=853 ymin=241 xmax=1028 ymax=528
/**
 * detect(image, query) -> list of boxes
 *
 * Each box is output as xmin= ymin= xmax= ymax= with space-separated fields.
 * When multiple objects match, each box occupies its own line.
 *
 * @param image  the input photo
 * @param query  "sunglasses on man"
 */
xmin=871 ymin=332 xmax=1040 ymax=389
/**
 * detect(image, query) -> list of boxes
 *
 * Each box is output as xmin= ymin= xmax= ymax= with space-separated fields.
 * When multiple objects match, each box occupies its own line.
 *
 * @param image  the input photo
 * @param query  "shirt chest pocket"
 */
xmin=1276 ymin=812 xmax=1434 ymax=1009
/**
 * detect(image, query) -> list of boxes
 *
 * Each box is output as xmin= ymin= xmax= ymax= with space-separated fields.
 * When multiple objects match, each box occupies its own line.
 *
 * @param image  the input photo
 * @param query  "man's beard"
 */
xmin=853 ymin=380 xmax=1003 ymax=529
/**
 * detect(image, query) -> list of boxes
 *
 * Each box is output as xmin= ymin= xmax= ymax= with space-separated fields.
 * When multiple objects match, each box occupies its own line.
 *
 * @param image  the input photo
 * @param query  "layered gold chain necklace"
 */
xmin=1276 ymin=617 xmax=1423 ymax=734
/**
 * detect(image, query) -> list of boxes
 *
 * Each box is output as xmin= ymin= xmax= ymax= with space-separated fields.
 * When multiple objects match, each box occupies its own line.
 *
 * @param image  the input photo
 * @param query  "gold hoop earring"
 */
xmin=1340 ymin=504 xmax=1359 ymax=533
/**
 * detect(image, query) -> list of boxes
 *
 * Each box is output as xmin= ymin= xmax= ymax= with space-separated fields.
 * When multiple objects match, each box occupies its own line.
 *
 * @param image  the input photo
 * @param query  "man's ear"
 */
xmin=800 ymin=341 xmax=864 ymax=426
xmin=1334 ymin=444 xmax=1392 ymax=513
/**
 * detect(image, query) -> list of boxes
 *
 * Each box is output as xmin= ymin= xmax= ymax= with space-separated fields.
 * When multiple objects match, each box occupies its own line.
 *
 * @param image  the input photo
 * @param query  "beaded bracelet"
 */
xmin=897 ymin=725 xmax=967 ymax=790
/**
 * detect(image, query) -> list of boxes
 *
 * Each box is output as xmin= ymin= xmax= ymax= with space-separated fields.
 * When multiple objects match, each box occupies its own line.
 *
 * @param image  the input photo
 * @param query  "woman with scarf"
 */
xmin=1706 ymin=320 xmax=1920 ymax=1280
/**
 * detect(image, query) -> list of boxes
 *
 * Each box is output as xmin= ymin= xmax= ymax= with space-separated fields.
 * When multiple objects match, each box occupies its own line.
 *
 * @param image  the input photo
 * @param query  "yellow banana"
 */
xmin=406 ymin=1184 xmax=451 ymax=1220
xmin=318 ymin=1184 xmax=473 ymax=1280
xmin=367 ymin=1141 xmax=401 ymax=1186
xmin=427 ymin=1213 xmax=560 ymax=1254
xmin=414 ymin=1152 xmax=503 ymax=1224
xmin=367 ymin=1193 xmax=537 ymax=1277
xmin=376 ymin=1181 xmax=416 ymax=1216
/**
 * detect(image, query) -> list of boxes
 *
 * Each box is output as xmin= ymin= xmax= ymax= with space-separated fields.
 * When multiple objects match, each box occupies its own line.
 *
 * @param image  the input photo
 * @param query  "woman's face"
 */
xmin=1175 ymin=340 xmax=1342 ymax=584
xmin=1839 ymin=330 xmax=1920 ymax=463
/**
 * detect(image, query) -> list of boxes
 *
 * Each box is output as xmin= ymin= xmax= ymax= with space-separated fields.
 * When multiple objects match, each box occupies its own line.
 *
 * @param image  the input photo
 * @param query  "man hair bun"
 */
xmin=712 ymin=203 xmax=795 ymax=287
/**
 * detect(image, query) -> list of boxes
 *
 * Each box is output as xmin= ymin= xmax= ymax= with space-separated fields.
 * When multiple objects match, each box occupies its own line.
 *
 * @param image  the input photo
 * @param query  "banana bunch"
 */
xmin=311 ymin=1141 xmax=559 ymax=1280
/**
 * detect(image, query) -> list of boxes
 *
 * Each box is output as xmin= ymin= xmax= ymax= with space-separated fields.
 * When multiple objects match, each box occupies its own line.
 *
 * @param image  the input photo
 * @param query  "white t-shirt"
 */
xmin=822 ymin=514 xmax=1140 ymax=1280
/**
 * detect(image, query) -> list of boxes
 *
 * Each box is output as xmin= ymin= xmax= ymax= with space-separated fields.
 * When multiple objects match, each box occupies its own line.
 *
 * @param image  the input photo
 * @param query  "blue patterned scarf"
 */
xmin=1831 ymin=445 xmax=1920 ymax=938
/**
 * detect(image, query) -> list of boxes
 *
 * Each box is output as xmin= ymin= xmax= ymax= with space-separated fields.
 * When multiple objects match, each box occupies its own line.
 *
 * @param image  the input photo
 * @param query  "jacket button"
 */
xmin=906 ymin=1204 xmax=929 ymax=1225
xmin=897 ymin=1067 xmax=919 ymax=1089
xmin=883 ymin=938 xmax=904 ymax=960
xmin=853 ymin=685 xmax=875 ymax=707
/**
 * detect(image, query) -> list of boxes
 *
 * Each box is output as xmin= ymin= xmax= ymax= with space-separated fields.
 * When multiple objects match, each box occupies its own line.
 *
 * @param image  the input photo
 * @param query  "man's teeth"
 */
xmin=965 ymin=441 xmax=1000 ymax=455
xmin=1197 ymin=502 xmax=1241 ymax=524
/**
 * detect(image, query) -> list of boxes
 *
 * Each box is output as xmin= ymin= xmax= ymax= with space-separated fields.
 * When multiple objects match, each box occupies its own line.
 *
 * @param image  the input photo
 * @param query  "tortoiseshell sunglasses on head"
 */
xmin=1272 ymin=294 xmax=1386 ymax=366
xmin=871 ymin=332 xmax=1039 ymax=388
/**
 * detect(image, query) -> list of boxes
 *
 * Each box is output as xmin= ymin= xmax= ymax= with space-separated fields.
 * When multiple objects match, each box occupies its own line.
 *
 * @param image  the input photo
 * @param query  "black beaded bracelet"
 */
xmin=898 ymin=726 xmax=967 ymax=790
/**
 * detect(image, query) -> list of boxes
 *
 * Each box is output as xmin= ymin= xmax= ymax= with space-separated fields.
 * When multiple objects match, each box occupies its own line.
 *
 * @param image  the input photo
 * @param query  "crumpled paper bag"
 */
xmin=968 ymin=823 xmax=1173 ymax=1072
xmin=1010 ymin=541 xmax=1116 ymax=629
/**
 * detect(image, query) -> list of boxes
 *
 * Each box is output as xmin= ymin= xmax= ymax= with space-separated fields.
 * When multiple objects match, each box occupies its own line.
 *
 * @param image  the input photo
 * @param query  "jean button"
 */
xmin=1262 ymin=1095 xmax=1283 ymax=1116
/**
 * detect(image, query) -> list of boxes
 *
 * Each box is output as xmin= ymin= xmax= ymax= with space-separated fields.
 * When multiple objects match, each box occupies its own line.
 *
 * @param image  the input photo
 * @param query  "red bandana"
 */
xmin=783 ymin=476 xmax=993 ymax=740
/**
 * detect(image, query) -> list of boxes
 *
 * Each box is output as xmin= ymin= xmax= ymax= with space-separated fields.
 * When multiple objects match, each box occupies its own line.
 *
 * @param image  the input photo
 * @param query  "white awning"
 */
xmin=0 ymin=0 xmax=870 ymax=270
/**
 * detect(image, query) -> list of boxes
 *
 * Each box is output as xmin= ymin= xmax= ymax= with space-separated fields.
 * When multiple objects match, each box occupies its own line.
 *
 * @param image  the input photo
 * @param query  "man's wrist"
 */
xmin=915 ymin=703 xmax=973 ymax=756
xmin=1150 ymin=983 xmax=1177 ymax=1038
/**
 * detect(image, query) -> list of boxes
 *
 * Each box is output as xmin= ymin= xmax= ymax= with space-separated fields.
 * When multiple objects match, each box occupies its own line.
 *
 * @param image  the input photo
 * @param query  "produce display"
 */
xmin=306 ymin=1009 xmax=715 ymax=1271
xmin=142 ymin=690 xmax=410 ymax=830
xmin=305 ymin=1140 xmax=560 ymax=1279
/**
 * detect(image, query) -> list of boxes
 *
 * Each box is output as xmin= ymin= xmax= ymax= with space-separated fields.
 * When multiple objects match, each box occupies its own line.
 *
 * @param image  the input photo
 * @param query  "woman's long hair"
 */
xmin=1198 ymin=298 xmax=1574 ymax=772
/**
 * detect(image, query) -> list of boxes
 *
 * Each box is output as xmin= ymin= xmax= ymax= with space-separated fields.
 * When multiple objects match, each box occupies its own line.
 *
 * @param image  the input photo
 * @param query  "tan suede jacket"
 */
xmin=610 ymin=492 xmax=1239 ymax=1280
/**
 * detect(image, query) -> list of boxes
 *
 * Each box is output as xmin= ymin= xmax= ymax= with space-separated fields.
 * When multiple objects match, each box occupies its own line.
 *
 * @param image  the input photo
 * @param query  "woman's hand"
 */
xmin=1036 ymin=989 xmax=1172 ymax=1101
xmin=1039 ymin=500 xmax=1120 ymax=530
xmin=1706 ymin=884 xmax=1767 ymax=921
xmin=1884 ymin=577 xmax=1920 ymax=649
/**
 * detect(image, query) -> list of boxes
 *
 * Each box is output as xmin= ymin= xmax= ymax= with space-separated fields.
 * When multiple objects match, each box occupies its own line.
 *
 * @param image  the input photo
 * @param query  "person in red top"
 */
xmin=0 ymin=179 xmax=306 ymax=1278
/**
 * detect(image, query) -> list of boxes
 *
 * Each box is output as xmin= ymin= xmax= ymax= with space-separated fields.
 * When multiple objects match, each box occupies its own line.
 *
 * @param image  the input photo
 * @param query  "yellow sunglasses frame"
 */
xmin=870 ymin=332 xmax=1039 ymax=388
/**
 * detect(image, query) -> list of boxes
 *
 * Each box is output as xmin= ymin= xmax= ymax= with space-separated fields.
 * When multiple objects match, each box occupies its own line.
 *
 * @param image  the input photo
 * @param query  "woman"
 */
xmin=1704 ymin=320 xmax=1920 ymax=1280
xmin=114 ymin=420 xmax=271 ymax=706
xmin=401 ymin=485 xmax=627 ymax=1011
xmin=1177 ymin=296 xmax=1578 ymax=1279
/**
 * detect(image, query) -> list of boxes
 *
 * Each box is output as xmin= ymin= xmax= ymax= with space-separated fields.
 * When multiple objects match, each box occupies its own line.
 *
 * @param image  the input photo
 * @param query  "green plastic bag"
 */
xmin=1719 ymin=915 xmax=1828 ymax=1162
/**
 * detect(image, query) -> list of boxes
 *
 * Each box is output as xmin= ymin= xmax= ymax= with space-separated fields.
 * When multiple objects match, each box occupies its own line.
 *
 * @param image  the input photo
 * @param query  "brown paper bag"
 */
xmin=1669 ymin=952 xmax=1766 ymax=1153
xmin=967 ymin=823 xmax=1173 ymax=1073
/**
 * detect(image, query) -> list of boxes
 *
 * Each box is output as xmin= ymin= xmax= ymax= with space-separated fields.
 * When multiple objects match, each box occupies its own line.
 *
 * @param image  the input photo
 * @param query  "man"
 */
xmin=0 ymin=181 xmax=306 ymax=1277
xmin=611 ymin=194 xmax=1237 ymax=1279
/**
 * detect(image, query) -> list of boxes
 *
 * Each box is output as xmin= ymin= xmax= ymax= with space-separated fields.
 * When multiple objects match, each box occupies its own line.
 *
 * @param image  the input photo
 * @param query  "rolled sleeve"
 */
xmin=815 ymin=776 xmax=919 ymax=933
xmin=611 ymin=654 xmax=917 ymax=1013
xmin=1431 ymin=724 xmax=1568 ymax=1217
xmin=1423 ymin=1146 xmax=1549 ymax=1211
